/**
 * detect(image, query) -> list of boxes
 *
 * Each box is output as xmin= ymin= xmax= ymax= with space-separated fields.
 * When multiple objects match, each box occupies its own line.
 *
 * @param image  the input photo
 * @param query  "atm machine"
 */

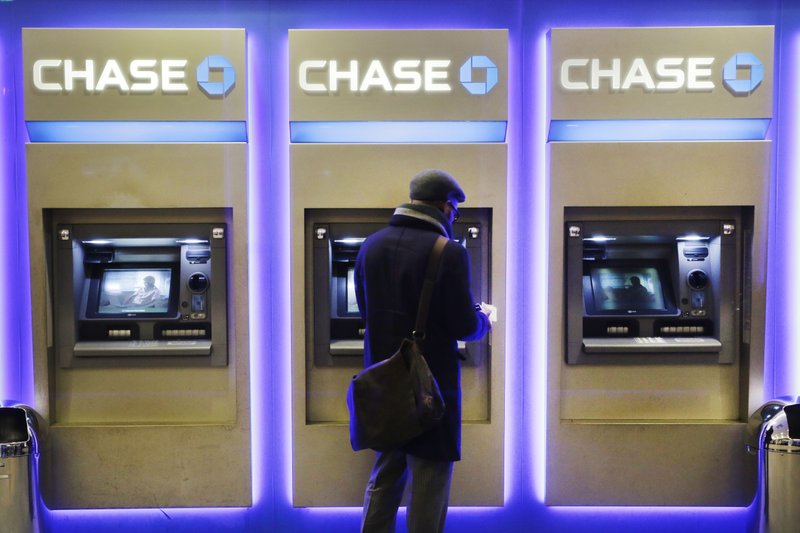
xmin=50 ymin=214 xmax=229 ymax=368
xmin=307 ymin=208 xmax=491 ymax=368
xmin=565 ymin=207 xmax=747 ymax=366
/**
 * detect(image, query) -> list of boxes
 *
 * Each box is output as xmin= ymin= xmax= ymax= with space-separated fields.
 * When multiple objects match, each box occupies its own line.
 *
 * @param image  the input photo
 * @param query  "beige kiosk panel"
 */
xmin=291 ymin=143 xmax=506 ymax=506
xmin=547 ymin=140 xmax=769 ymax=505
xmin=27 ymin=143 xmax=251 ymax=508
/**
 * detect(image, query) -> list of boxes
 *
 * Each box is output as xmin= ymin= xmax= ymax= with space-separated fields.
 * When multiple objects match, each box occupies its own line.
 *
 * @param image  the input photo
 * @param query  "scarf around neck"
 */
xmin=391 ymin=202 xmax=453 ymax=238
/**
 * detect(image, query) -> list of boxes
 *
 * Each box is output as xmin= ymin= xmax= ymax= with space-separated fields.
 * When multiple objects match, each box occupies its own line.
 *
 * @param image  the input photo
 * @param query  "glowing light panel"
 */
xmin=779 ymin=35 xmax=800 ymax=397
xmin=26 ymin=121 xmax=247 ymax=143
xmin=548 ymin=118 xmax=770 ymax=142
xmin=0 ymin=39 xmax=11 ymax=401
xmin=290 ymin=121 xmax=507 ymax=143
xmin=533 ymin=31 xmax=548 ymax=503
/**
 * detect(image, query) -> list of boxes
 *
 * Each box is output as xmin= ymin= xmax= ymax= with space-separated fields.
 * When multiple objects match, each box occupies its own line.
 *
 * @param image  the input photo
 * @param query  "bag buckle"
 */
xmin=412 ymin=330 xmax=426 ymax=341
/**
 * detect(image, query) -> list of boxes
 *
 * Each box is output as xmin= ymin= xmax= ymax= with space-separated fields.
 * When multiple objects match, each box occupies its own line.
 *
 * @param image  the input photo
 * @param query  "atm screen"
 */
xmin=94 ymin=268 xmax=174 ymax=316
xmin=583 ymin=262 xmax=677 ymax=315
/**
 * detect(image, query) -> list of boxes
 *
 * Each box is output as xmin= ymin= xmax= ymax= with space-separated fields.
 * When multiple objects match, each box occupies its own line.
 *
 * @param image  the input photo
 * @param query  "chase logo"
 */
xmin=197 ymin=55 xmax=236 ymax=97
xmin=722 ymin=52 xmax=763 ymax=95
xmin=460 ymin=55 xmax=498 ymax=95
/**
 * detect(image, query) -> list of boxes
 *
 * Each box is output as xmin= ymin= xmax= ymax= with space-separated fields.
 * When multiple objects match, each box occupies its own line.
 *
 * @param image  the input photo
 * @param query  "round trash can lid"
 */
xmin=762 ymin=405 xmax=800 ymax=451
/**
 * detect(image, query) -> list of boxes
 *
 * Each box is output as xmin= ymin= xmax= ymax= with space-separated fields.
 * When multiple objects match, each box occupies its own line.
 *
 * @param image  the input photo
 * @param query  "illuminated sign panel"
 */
xmin=289 ymin=30 xmax=507 ymax=123
xmin=550 ymin=26 xmax=773 ymax=121
xmin=23 ymin=29 xmax=246 ymax=122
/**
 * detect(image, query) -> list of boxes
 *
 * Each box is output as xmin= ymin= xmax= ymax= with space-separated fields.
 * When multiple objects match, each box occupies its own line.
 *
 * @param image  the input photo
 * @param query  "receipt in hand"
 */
xmin=480 ymin=302 xmax=498 ymax=323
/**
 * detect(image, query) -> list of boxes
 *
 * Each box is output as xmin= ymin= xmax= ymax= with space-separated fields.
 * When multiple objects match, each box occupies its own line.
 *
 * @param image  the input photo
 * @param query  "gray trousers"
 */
xmin=361 ymin=449 xmax=454 ymax=533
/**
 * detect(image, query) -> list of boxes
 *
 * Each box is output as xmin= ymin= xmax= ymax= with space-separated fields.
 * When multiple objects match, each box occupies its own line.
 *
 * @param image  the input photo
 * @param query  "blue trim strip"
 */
xmin=26 ymin=121 xmax=248 ymax=143
xmin=290 ymin=121 xmax=507 ymax=143
xmin=548 ymin=118 xmax=771 ymax=142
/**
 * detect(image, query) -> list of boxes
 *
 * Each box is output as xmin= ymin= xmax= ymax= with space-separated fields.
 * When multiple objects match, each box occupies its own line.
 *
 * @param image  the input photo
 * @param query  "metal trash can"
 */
xmin=0 ymin=403 xmax=41 ymax=533
xmin=747 ymin=397 xmax=800 ymax=533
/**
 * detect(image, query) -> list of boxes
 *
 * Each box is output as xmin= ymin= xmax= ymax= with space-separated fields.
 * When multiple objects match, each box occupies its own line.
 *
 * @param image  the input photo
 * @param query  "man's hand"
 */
xmin=478 ymin=302 xmax=497 ymax=323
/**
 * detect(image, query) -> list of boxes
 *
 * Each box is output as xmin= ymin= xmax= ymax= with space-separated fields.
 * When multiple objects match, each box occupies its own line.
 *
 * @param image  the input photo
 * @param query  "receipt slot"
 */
xmin=307 ymin=208 xmax=491 ymax=368
xmin=565 ymin=207 xmax=747 ymax=365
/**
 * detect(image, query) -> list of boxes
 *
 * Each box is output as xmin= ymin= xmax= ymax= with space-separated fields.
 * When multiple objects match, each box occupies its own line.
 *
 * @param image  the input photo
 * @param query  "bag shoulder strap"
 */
xmin=412 ymin=235 xmax=448 ymax=340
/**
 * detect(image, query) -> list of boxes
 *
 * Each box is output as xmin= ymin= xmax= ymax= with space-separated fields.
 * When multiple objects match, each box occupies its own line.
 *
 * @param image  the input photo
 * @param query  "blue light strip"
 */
xmin=247 ymin=33 xmax=267 ymax=508
xmin=290 ymin=121 xmax=507 ymax=143
xmin=532 ymin=31 xmax=548 ymax=503
xmin=549 ymin=118 xmax=771 ymax=142
xmin=778 ymin=34 xmax=800 ymax=398
xmin=0 ymin=37 xmax=12 ymax=401
xmin=26 ymin=121 xmax=248 ymax=143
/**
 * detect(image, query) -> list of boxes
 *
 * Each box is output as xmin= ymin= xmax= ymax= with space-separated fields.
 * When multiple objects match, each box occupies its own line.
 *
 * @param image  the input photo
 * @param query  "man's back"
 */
xmin=355 ymin=204 xmax=489 ymax=462
xmin=356 ymin=169 xmax=492 ymax=533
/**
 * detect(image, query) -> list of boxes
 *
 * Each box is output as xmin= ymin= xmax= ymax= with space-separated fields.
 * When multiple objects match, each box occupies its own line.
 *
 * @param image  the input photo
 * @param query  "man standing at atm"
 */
xmin=355 ymin=168 xmax=493 ymax=533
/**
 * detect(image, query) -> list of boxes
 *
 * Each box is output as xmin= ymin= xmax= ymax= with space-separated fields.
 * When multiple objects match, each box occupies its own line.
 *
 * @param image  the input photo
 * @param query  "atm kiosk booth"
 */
xmin=23 ymin=29 xmax=250 ymax=510
xmin=546 ymin=26 xmax=772 ymax=507
xmin=290 ymin=29 xmax=508 ymax=507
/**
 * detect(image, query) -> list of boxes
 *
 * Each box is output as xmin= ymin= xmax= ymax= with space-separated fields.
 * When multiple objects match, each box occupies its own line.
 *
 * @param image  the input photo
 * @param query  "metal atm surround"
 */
xmin=49 ymin=213 xmax=229 ymax=368
xmin=565 ymin=206 xmax=750 ymax=366
xmin=306 ymin=207 xmax=491 ymax=368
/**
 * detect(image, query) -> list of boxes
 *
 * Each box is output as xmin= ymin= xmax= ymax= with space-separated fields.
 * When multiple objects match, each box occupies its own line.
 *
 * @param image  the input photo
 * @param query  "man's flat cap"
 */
xmin=409 ymin=169 xmax=466 ymax=203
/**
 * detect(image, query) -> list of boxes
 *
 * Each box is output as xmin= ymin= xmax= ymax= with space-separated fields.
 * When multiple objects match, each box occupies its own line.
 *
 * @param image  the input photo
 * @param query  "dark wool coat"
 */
xmin=354 ymin=203 xmax=491 ymax=462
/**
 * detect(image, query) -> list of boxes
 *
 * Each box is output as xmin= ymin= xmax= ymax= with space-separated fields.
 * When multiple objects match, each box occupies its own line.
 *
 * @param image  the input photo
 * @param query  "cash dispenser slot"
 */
xmin=74 ymin=340 xmax=213 ymax=357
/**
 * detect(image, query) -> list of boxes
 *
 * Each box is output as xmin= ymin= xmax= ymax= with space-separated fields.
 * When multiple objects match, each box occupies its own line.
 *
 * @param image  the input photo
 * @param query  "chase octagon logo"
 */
xmin=722 ymin=52 xmax=764 ymax=95
xmin=197 ymin=55 xmax=237 ymax=97
xmin=460 ymin=55 xmax=498 ymax=95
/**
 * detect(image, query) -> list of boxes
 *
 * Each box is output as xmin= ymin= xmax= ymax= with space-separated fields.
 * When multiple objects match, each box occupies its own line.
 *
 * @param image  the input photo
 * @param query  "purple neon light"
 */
xmin=247 ymin=33 xmax=266 ymax=507
xmin=275 ymin=33 xmax=294 ymax=506
xmin=41 ymin=506 xmax=250 ymax=531
xmin=776 ymin=35 xmax=800 ymax=398
xmin=502 ymin=28 xmax=521 ymax=504
xmin=532 ymin=31 xmax=548 ymax=503
xmin=0 ymin=39 xmax=8 ymax=400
